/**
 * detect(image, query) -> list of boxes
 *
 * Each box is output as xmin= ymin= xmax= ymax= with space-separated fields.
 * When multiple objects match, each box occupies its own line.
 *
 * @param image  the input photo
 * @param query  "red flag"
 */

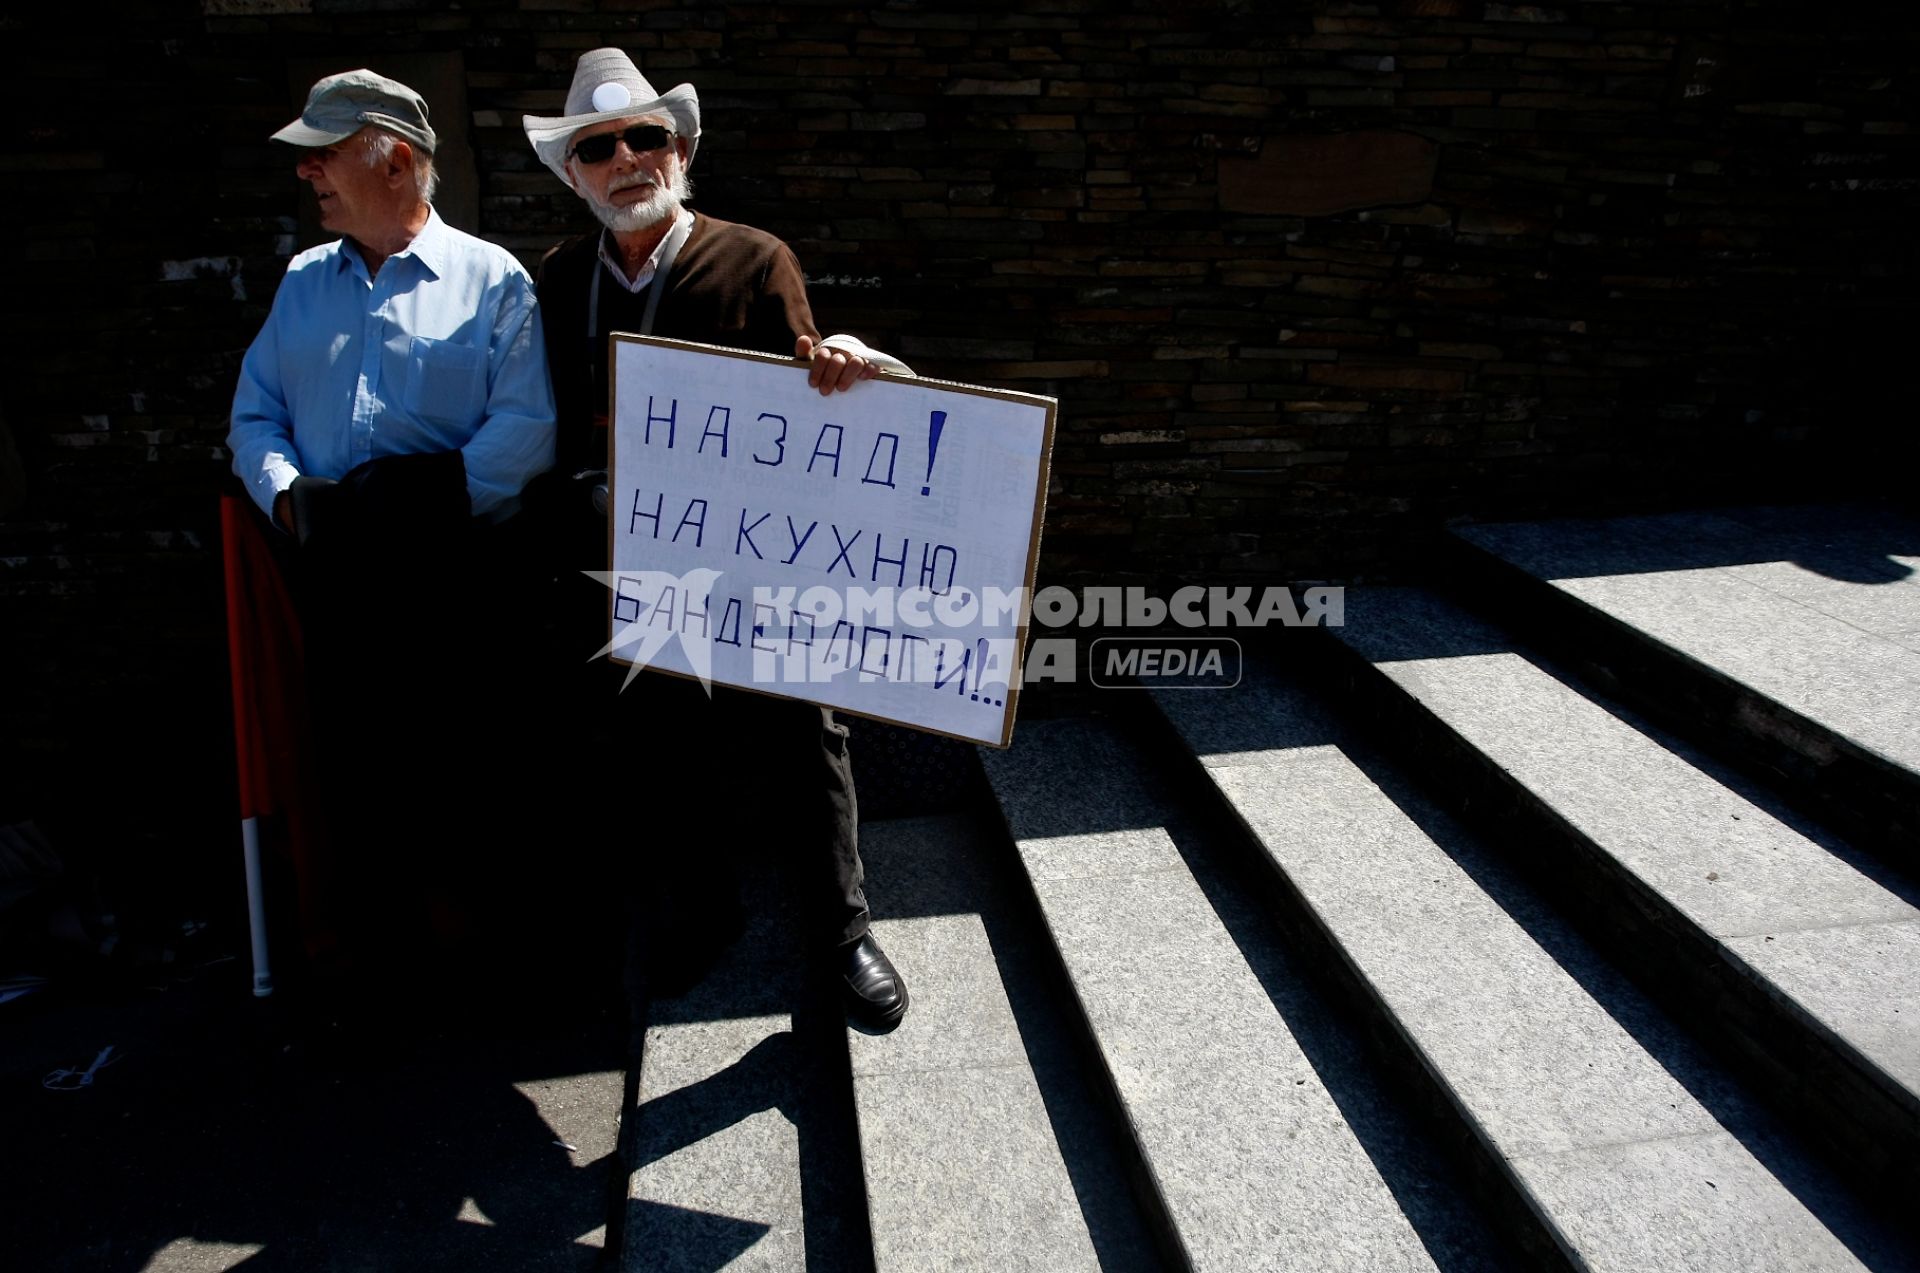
xmin=220 ymin=493 xmax=337 ymax=965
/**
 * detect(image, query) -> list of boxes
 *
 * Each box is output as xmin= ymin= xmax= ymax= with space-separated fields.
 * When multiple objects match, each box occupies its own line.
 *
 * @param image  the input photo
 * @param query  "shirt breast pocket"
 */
xmin=405 ymin=336 xmax=486 ymax=433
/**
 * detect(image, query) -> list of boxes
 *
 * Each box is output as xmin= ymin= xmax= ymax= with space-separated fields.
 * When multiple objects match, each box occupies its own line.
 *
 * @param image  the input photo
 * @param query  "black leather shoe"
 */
xmin=840 ymin=933 xmax=909 ymax=1029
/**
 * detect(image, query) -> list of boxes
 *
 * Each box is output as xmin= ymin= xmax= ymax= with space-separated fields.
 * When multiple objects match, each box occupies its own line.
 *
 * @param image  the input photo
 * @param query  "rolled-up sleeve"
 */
xmin=228 ymin=284 xmax=304 ymax=520
xmin=463 ymin=274 xmax=557 ymax=519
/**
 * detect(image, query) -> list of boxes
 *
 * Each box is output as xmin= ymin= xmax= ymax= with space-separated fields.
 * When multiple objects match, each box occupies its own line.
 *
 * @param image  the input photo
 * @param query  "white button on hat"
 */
xmin=591 ymin=82 xmax=632 ymax=113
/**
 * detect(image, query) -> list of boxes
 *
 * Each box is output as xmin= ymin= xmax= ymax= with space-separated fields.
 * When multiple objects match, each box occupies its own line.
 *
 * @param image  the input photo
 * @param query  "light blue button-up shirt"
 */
xmin=229 ymin=209 xmax=556 ymax=521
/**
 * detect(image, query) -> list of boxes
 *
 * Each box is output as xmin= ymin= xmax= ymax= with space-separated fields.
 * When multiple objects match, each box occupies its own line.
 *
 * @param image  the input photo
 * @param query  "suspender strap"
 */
xmin=587 ymin=248 xmax=599 ymax=342
xmin=586 ymin=212 xmax=695 ymax=342
xmin=641 ymin=213 xmax=693 ymax=336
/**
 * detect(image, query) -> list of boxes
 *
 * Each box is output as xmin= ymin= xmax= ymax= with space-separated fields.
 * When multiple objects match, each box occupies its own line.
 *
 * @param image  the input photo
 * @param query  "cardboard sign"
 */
xmin=608 ymin=335 xmax=1056 ymax=748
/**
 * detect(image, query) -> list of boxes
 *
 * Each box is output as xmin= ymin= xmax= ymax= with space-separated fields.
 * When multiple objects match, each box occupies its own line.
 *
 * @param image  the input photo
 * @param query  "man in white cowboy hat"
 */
xmin=523 ymin=48 xmax=911 ymax=1029
xmin=228 ymin=69 xmax=557 ymax=978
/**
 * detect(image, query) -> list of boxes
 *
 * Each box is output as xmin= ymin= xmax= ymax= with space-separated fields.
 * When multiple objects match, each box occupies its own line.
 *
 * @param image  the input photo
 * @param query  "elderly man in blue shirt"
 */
xmin=227 ymin=69 xmax=557 ymax=986
xmin=230 ymin=69 xmax=555 ymax=533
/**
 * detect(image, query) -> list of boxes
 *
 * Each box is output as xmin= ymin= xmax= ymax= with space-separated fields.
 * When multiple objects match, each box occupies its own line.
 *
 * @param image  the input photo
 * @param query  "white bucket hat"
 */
xmin=522 ymin=48 xmax=701 ymax=186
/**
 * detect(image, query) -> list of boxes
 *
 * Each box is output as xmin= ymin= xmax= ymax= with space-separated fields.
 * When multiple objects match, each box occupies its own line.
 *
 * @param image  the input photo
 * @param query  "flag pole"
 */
xmin=241 ymin=818 xmax=272 ymax=997
xmin=222 ymin=494 xmax=274 ymax=997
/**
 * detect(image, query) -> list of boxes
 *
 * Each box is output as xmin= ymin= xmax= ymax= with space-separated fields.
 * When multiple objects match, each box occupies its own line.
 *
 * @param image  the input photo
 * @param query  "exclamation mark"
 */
xmin=970 ymin=637 xmax=1000 ymax=706
xmin=920 ymin=410 xmax=947 ymax=496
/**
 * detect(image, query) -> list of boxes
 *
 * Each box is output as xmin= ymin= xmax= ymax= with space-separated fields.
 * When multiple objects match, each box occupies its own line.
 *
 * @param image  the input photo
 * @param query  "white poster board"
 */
xmin=608 ymin=335 xmax=1056 ymax=748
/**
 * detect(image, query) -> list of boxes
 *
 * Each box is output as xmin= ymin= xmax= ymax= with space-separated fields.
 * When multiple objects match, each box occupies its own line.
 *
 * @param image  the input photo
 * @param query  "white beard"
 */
xmin=584 ymin=166 xmax=693 ymax=234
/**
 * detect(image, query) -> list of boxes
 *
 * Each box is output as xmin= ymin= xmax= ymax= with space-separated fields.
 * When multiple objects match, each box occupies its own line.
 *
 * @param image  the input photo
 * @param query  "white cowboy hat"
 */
xmin=522 ymin=48 xmax=701 ymax=185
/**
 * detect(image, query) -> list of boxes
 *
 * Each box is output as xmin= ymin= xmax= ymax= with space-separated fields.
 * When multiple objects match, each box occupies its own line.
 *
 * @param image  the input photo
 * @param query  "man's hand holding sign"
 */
xmin=606 ymin=337 xmax=1055 ymax=748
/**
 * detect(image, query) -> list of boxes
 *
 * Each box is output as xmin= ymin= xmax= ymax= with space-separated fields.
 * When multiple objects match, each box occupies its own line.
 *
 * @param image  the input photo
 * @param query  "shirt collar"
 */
xmin=336 ymin=206 xmax=447 ymax=281
xmin=597 ymin=208 xmax=695 ymax=294
xmin=398 ymin=207 xmax=450 ymax=279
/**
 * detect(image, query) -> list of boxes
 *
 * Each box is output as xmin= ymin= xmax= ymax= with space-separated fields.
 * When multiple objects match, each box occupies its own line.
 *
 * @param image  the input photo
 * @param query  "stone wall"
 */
xmin=0 ymin=1 xmax=1913 ymax=868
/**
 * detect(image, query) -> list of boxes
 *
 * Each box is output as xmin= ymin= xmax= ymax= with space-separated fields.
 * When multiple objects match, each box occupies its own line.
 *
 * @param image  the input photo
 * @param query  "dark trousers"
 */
xmin=526 ymin=473 xmax=872 ymax=953
xmin=596 ymin=669 xmax=870 ymax=949
xmin=281 ymin=499 xmax=508 ymax=975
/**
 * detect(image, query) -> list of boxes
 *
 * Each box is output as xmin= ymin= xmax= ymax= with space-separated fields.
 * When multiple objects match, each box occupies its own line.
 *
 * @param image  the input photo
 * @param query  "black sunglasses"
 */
xmin=567 ymin=124 xmax=676 ymax=165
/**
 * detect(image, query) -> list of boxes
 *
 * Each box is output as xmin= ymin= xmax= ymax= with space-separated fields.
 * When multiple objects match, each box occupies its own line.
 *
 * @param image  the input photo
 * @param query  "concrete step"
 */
xmin=845 ymin=812 xmax=1161 ymax=1273
xmin=982 ymin=717 xmax=1519 ymax=1273
xmin=1321 ymin=585 xmax=1920 ymax=1201
xmin=1148 ymin=660 xmax=1895 ymax=1272
xmin=619 ymin=849 xmax=870 ymax=1273
xmin=1443 ymin=505 xmax=1920 ymax=862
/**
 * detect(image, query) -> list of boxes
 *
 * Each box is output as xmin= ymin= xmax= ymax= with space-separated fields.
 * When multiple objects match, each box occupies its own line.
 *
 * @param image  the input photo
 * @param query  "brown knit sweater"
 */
xmin=536 ymin=212 xmax=822 ymax=475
